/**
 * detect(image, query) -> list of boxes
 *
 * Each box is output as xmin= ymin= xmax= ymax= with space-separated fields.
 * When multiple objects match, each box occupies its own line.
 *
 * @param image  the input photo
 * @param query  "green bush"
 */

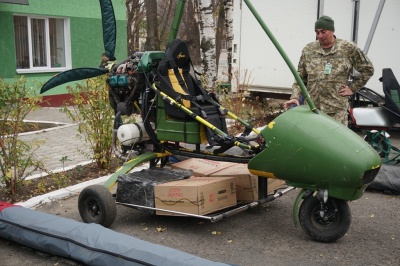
xmin=0 ymin=77 xmax=44 ymax=195
xmin=61 ymin=76 xmax=115 ymax=169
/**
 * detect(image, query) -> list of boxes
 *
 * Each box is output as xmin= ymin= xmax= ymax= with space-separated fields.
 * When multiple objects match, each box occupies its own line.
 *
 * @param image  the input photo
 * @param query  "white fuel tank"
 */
xmin=117 ymin=122 xmax=150 ymax=145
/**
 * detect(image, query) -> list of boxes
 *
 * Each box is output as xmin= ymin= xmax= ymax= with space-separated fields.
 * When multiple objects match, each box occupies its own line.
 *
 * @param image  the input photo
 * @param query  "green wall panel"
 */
xmin=0 ymin=0 xmax=127 ymax=95
xmin=70 ymin=18 xmax=127 ymax=68
xmin=0 ymin=12 xmax=17 ymax=78
xmin=0 ymin=0 xmax=126 ymax=19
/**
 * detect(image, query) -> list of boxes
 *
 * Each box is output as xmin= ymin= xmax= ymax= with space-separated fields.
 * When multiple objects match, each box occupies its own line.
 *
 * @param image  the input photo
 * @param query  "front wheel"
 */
xmin=299 ymin=195 xmax=351 ymax=243
xmin=78 ymin=185 xmax=117 ymax=227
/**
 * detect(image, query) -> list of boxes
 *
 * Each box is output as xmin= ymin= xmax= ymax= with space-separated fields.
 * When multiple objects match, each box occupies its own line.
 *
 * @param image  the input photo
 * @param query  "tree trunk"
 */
xmin=145 ymin=0 xmax=159 ymax=50
xmin=223 ymin=0 xmax=233 ymax=83
xmin=126 ymin=0 xmax=134 ymax=54
xmin=158 ymin=0 xmax=175 ymax=49
xmin=126 ymin=0 xmax=144 ymax=54
xmin=215 ymin=1 xmax=225 ymax=69
xmin=196 ymin=0 xmax=217 ymax=91
xmin=182 ymin=0 xmax=201 ymax=66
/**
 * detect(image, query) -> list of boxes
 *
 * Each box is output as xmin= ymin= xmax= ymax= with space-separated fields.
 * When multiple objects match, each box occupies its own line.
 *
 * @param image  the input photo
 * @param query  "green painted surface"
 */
xmin=156 ymin=95 xmax=202 ymax=144
xmin=69 ymin=18 xmax=126 ymax=68
xmin=0 ymin=12 xmax=17 ymax=78
xmin=0 ymin=0 xmax=127 ymax=96
xmin=0 ymin=0 xmax=125 ymax=18
xmin=168 ymin=0 xmax=186 ymax=43
xmin=248 ymin=105 xmax=381 ymax=201
xmin=137 ymin=51 xmax=165 ymax=73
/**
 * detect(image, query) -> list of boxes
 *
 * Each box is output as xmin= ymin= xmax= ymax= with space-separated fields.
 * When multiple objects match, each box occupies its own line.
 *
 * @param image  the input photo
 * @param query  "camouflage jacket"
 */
xmin=291 ymin=38 xmax=374 ymax=113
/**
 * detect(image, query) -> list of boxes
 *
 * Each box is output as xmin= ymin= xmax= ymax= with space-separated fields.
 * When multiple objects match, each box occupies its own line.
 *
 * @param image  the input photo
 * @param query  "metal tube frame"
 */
xmin=116 ymin=186 xmax=295 ymax=223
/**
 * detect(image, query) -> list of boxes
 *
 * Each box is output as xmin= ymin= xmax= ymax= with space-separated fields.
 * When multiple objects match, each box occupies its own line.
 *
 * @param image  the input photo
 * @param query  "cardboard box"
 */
xmin=210 ymin=164 xmax=258 ymax=202
xmin=267 ymin=178 xmax=286 ymax=193
xmin=116 ymin=168 xmax=192 ymax=213
xmin=171 ymin=159 xmax=286 ymax=203
xmin=171 ymin=158 xmax=235 ymax=176
xmin=210 ymin=164 xmax=286 ymax=200
xmin=154 ymin=176 xmax=236 ymax=216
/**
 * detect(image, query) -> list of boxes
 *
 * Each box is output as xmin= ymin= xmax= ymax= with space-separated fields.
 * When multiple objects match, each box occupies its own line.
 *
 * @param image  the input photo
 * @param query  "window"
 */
xmin=14 ymin=15 xmax=71 ymax=73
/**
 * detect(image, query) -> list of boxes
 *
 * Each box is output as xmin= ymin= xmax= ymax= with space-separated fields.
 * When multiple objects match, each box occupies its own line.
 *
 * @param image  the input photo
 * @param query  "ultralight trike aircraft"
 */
xmin=41 ymin=0 xmax=382 ymax=243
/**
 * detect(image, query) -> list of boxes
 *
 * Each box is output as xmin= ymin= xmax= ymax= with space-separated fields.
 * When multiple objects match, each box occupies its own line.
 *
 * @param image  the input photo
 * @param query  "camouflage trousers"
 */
xmin=326 ymin=109 xmax=349 ymax=126
xmin=303 ymin=101 xmax=349 ymax=126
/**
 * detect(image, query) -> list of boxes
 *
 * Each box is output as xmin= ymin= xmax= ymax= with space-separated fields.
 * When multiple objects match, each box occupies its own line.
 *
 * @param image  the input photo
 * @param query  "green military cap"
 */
xmin=315 ymin=15 xmax=335 ymax=31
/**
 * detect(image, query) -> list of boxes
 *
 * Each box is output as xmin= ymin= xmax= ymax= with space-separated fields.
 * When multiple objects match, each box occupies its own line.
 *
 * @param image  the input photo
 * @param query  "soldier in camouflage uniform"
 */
xmin=284 ymin=16 xmax=374 ymax=126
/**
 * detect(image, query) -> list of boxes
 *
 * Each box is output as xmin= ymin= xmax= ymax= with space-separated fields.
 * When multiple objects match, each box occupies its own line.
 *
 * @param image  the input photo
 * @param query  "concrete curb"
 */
xmin=17 ymin=163 xmax=149 ymax=209
xmin=17 ymin=174 xmax=111 ymax=209
xmin=25 ymin=160 xmax=94 ymax=180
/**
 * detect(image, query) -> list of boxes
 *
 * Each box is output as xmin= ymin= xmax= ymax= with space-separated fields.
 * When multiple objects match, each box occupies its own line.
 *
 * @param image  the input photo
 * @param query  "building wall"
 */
xmin=0 ymin=0 xmax=127 ymax=98
xmin=233 ymin=0 xmax=400 ymax=96
xmin=0 ymin=11 xmax=17 ymax=78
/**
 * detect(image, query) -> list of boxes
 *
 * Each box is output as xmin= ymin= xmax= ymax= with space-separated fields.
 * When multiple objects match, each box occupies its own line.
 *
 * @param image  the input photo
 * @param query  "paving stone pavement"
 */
xmin=20 ymin=107 xmax=400 ymax=179
xmin=21 ymin=107 xmax=92 ymax=177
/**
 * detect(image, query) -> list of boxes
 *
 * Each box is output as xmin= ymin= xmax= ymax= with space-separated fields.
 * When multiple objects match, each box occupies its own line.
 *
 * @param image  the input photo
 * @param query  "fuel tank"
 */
xmin=248 ymin=105 xmax=381 ymax=201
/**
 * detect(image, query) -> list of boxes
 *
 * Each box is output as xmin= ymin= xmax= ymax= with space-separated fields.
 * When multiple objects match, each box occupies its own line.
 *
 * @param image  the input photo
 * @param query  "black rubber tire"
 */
xmin=299 ymin=196 xmax=351 ymax=243
xmin=78 ymin=185 xmax=117 ymax=227
xmin=364 ymin=134 xmax=388 ymax=158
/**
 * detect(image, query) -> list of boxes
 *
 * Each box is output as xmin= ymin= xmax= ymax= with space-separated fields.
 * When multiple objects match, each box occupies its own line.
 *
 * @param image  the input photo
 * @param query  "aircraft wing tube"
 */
xmin=0 ymin=202 xmax=229 ymax=266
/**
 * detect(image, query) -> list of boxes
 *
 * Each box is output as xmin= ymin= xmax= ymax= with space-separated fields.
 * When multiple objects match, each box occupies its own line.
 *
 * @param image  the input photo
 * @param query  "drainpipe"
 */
xmin=317 ymin=0 xmax=324 ymax=19
xmin=363 ymin=0 xmax=386 ymax=54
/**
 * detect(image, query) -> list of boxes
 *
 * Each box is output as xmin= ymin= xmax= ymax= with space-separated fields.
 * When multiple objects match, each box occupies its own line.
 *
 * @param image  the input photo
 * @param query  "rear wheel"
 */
xmin=78 ymin=185 xmax=117 ymax=227
xmin=299 ymin=196 xmax=351 ymax=243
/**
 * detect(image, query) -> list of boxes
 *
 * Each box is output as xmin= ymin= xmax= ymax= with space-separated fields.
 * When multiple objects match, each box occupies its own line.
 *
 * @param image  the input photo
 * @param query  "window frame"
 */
xmin=14 ymin=14 xmax=72 ymax=74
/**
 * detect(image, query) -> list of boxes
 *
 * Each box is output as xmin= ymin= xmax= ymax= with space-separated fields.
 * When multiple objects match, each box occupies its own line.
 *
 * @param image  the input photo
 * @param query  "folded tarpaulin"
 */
xmin=368 ymin=164 xmax=400 ymax=194
xmin=0 ymin=202 xmax=230 ymax=266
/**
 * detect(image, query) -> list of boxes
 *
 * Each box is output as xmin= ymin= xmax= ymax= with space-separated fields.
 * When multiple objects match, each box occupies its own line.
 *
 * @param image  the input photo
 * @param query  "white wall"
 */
xmin=232 ymin=0 xmax=400 ymax=95
xmin=359 ymin=0 xmax=400 ymax=93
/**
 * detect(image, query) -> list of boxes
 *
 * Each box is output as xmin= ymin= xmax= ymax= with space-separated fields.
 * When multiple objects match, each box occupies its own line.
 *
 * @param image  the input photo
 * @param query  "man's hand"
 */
xmin=284 ymin=99 xmax=299 ymax=109
xmin=339 ymin=84 xmax=353 ymax=97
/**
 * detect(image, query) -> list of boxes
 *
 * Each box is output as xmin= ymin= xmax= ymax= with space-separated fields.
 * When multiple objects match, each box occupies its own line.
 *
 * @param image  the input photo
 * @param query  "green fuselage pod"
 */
xmin=248 ymin=105 xmax=381 ymax=201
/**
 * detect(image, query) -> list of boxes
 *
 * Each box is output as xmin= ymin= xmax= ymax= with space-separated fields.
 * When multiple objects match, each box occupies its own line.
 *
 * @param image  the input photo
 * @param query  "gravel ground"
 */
xmin=1 ymin=131 xmax=399 ymax=266
xmin=0 ymin=189 xmax=399 ymax=266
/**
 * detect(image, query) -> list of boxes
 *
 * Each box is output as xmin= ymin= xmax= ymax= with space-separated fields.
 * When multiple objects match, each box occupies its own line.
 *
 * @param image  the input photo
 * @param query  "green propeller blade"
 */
xmin=40 ymin=67 xmax=108 ymax=94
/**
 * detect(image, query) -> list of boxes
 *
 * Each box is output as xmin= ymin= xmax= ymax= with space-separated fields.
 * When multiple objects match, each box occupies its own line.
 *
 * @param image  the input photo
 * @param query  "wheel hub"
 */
xmin=315 ymin=203 xmax=337 ymax=226
xmin=87 ymin=199 xmax=100 ymax=216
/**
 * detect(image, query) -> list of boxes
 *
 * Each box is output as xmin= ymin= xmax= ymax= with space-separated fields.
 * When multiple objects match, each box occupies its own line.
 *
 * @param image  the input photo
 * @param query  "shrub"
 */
xmin=61 ymin=76 xmax=115 ymax=169
xmin=0 ymin=77 xmax=44 ymax=195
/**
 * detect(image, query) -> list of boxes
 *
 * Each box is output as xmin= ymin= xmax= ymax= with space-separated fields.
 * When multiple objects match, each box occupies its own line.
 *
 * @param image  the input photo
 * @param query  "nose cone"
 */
xmin=248 ymin=106 xmax=381 ymax=200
